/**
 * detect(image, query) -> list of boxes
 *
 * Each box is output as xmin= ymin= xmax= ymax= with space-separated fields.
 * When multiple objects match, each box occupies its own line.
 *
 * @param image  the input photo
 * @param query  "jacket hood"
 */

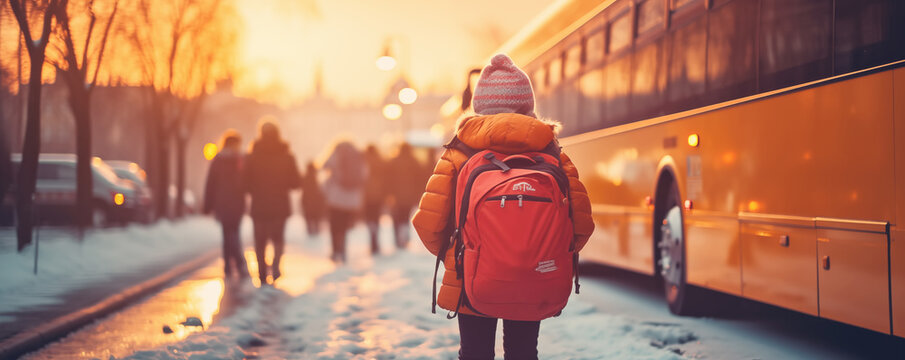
xmin=455 ymin=113 xmax=560 ymax=154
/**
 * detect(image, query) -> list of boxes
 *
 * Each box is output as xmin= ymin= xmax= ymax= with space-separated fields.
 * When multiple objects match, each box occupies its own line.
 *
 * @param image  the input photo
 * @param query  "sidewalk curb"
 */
xmin=0 ymin=249 xmax=220 ymax=359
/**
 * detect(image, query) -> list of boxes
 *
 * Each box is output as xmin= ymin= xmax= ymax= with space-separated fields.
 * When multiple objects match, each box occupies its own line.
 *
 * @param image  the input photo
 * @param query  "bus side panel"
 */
xmin=812 ymin=72 xmax=895 ymax=222
xmin=582 ymin=211 xmax=654 ymax=275
xmin=816 ymin=229 xmax=890 ymax=334
xmin=564 ymin=130 xmax=659 ymax=275
xmin=684 ymin=215 xmax=741 ymax=295
xmin=892 ymin=67 xmax=905 ymax=337
xmin=676 ymin=88 xmax=820 ymax=296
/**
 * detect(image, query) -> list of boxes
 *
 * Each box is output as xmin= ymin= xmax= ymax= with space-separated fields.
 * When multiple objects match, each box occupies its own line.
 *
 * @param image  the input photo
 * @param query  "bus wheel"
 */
xmin=657 ymin=184 xmax=689 ymax=315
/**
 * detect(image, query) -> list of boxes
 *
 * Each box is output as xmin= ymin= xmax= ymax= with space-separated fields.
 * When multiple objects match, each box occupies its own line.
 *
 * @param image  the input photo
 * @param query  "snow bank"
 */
xmin=125 ymin=221 xmax=697 ymax=359
xmin=0 ymin=218 xmax=220 ymax=316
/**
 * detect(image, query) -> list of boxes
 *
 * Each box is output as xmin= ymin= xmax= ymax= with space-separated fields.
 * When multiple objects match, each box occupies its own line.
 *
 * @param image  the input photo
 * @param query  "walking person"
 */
xmin=243 ymin=119 xmax=301 ymax=285
xmin=300 ymin=161 xmax=326 ymax=236
xmin=321 ymin=140 xmax=366 ymax=263
xmin=362 ymin=145 xmax=387 ymax=254
xmin=386 ymin=142 xmax=422 ymax=249
xmin=202 ymin=130 xmax=250 ymax=279
xmin=412 ymin=54 xmax=595 ymax=360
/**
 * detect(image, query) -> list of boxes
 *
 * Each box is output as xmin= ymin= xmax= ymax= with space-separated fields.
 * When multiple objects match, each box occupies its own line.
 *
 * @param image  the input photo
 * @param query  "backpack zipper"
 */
xmin=486 ymin=194 xmax=552 ymax=206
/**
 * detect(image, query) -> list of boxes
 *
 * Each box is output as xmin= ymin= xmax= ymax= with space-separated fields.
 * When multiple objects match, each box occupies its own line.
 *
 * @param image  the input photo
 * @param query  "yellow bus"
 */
xmin=457 ymin=0 xmax=905 ymax=337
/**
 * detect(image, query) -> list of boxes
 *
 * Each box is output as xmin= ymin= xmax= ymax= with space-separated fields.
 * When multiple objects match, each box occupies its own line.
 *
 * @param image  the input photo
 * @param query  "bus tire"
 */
xmin=654 ymin=178 xmax=691 ymax=315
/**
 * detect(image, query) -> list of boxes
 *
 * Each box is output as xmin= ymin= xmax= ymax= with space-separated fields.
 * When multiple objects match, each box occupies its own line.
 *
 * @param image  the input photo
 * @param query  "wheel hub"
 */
xmin=658 ymin=206 xmax=683 ymax=287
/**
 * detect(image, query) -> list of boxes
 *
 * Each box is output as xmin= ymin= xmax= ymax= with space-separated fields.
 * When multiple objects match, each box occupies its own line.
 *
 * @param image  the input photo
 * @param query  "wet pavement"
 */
xmin=23 ymin=245 xmax=335 ymax=359
xmin=0 ymin=247 xmax=212 ymax=344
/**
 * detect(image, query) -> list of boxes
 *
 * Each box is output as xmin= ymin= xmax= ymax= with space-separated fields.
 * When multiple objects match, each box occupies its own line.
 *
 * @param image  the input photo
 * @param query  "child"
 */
xmin=412 ymin=54 xmax=594 ymax=360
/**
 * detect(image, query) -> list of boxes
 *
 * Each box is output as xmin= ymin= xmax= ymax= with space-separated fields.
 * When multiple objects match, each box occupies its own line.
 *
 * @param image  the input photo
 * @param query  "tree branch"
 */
xmin=90 ymin=0 xmax=118 ymax=89
xmin=79 ymin=4 xmax=97 ymax=74
xmin=8 ymin=0 xmax=36 ymax=50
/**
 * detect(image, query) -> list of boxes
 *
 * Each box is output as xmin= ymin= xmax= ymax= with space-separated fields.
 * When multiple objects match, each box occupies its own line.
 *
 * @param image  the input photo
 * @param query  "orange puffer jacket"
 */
xmin=412 ymin=113 xmax=595 ymax=316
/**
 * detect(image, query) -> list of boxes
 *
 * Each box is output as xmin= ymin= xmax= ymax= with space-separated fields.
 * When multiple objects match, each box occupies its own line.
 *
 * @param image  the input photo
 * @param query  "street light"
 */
xmin=376 ymin=56 xmax=396 ymax=71
xmin=382 ymin=104 xmax=403 ymax=120
xmin=398 ymin=87 xmax=417 ymax=105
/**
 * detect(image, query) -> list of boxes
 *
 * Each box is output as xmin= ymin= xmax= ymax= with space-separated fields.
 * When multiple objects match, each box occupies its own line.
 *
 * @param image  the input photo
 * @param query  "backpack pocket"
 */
xmin=463 ymin=247 xmax=573 ymax=320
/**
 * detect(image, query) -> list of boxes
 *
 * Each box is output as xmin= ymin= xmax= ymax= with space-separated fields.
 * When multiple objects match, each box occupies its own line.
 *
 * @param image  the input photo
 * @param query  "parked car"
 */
xmin=106 ymin=160 xmax=154 ymax=223
xmin=1 ymin=154 xmax=141 ymax=227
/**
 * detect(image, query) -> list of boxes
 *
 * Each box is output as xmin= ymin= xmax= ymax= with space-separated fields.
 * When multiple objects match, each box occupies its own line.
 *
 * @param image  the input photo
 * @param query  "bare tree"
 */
xmin=123 ymin=0 xmax=233 ymax=219
xmin=50 ymin=0 xmax=119 ymax=229
xmin=7 ymin=0 xmax=59 ymax=251
xmin=172 ymin=5 xmax=237 ymax=217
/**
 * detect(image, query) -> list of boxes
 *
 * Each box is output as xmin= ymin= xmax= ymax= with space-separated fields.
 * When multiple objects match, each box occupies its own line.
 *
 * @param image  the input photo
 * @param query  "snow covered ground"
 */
xmin=22 ymin=216 xmax=904 ymax=359
xmin=0 ymin=218 xmax=221 ymax=320
xmin=123 ymin=219 xmax=696 ymax=360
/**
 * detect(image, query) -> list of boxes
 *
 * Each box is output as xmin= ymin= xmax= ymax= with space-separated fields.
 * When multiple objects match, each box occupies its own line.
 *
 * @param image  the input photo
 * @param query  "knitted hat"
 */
xmin=472 ymin=54 xmax=536 ymax=117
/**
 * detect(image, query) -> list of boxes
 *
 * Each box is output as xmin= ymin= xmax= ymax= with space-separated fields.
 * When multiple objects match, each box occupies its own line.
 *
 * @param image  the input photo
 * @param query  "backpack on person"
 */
xmin=432 ymin=136 xmax=580 ymax=321
xmin=334 ymin=144 xmax=366 ymax=190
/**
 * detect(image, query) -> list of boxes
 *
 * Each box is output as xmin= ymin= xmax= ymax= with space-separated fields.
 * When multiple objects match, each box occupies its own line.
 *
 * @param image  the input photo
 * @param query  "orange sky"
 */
xmin=232 ymin=0 xmax=556 ymax=107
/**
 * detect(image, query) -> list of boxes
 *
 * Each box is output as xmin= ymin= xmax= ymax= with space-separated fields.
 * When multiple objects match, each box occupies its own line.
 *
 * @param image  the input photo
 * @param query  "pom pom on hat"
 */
xmin=472 ymin=54 xmax=536 ymax=117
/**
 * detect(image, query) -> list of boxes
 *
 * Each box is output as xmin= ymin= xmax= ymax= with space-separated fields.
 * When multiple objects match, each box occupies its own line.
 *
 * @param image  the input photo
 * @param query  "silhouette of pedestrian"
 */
xmin=322 ymin=140 xmax=366 ymax=263
xmin=362 ymin=145 xmax=387 ymax=254
xmin=300 ymin=161 xmax=326 ymax=236
xmin=387 ymin=142 xmax=422 ymax=249
xmin=243 ymin=119 xmax=300 ymax=284
xmin=203 ymin=129 xmax=250 ymax=278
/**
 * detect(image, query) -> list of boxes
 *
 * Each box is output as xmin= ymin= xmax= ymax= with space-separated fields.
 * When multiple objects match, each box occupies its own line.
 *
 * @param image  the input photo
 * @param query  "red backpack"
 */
xmin=432 ymin=137 xmax=580 ymax=321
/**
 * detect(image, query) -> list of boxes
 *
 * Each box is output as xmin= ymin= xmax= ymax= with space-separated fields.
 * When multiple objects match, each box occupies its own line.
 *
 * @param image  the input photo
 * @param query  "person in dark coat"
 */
xmin=387 ymin=142 xmax=423 ymax=249
xmin=362 ymin=145 xmax=387 ymax=254
xmin=300 ymin=161 xmax=326 ymax=236
xmin=322 ymin=140 xmax=366 ymax=263
xmin=203 ymin=130 xmax=250 ymax=278
xmin=243 ymin=120 xmax=301 ymax=284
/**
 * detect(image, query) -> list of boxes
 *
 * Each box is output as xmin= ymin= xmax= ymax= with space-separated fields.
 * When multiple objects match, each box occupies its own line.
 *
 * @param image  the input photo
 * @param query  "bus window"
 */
xmin=707 ymin=0 xmax=757 ymax=104
xmin=665 ymin=16 xmax=706 ymax=113
xmin=636 ymin=0 xmax=665 ymax=36
xmin=604 ymin=56 xmax=631 ymax=126
xmin=586 ymin=31 xmax=605 ymax=65
xmin=533 ymin=66 xmax=547 ymax=94
xmin=579 ymin=68 xmax=605 ymax=131
xmin=834 ymin=0 xmax=905 ymax=75
xmin=631 ymin=38 xmax=667 ymax=121
xmin=564 ymin=44 xmax=582 ymax=79
xmin=562 ymin=44 xmax=583 ymax=132
xmin=549 ymin=56 xmax=563 ymax=88
xmin=759 ymin=0 xmax=832 ymax=93
xmin=609 ymin=11 xmax=632 ymax=54
xmin=671 ymin=0 xmax=700 ymax=11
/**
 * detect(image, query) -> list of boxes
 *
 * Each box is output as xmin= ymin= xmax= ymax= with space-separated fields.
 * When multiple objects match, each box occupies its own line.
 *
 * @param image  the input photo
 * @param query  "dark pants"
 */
xmin=457 ymin=313 xmax=540 ymax=360
xmin=391 ymin=204 xmax=413 ymax=249
xmin=220 ymin=219 xmax=249 ymax=277
xmin=328 ymin=208 xmax=356 ymax=262
xmin=304 ymin=215 xmax=321 ymax=235
xmin=252 ymin=217 xmax=286 ymax=282
xmin=363 ymin=201 xmax=382 ymax=253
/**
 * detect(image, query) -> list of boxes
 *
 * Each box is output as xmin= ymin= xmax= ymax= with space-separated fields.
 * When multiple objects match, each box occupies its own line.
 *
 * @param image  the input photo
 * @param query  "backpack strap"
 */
xmin=444 ymin=136 xmax=479 ymax=160
xmin=573 ymin=252 xmax=581 ymax=294
xmin=541 ymin=139 xmax=563 ymax=160
xmin=432 ymin=228 xmax=458 ymax=314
